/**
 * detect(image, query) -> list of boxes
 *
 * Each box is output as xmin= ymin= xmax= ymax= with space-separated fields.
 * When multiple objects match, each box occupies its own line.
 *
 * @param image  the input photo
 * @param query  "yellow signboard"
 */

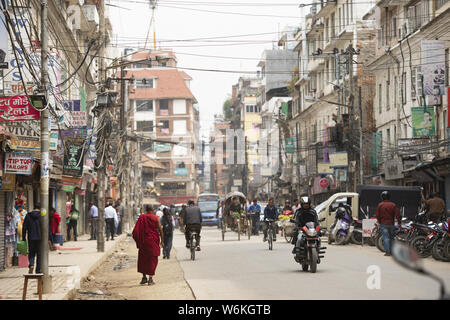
xmin=317 ymin=162 xmax=334 ymax=174
xmin=329 ymin=152 xmax=348 ymax=167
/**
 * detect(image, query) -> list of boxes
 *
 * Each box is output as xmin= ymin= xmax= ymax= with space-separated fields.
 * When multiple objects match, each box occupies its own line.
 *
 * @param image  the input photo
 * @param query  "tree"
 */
xmin=223 ymin=98 xmax=233 ymax=120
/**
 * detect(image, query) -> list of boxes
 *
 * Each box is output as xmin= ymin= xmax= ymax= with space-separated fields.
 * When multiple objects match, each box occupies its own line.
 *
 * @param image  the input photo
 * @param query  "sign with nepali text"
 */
xmin=63 ymin=138 xmax=85 ymax=177
xmin=4 ymin=152 xmax=33 ymax=175
xmin=63 ymin=100 xmax=87 ymax=128
xmin=0 ymin=95 xmax=40 ymax=121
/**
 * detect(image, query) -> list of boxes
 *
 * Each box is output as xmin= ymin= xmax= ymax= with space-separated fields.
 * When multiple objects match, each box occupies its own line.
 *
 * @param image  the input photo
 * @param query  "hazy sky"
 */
xmin=109 ymin=0 xmax=304 ymax=138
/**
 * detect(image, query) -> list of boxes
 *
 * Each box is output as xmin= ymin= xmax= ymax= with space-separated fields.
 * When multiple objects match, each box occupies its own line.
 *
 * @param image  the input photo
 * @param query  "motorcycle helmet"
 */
xmin=336 ymin=207 xmax=346 ymax=219
xmin=300 ymin=196 xmax=310 ymax=205
xmin=380 ymin=191 xmax=390 ymax=201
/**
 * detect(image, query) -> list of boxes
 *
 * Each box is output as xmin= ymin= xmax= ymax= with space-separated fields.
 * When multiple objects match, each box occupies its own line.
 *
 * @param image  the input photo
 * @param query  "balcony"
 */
xmin=314 ymin=0 xmax=337 ymax=20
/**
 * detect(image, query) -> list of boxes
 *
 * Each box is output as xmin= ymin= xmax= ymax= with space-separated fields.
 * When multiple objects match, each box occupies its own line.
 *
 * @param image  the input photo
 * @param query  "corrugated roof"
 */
xmin=141 ymin=154 xmax=167 ymax=170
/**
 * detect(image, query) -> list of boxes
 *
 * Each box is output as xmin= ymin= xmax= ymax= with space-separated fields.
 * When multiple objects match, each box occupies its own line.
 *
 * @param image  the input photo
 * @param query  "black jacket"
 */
xmin=184 ymin=205 xmax=203 ymax=225
xmin=23 ymin=210 xmax=41 ymax=241
xmin=294 ymin=207 xmax=319 ymax=228
xmin=161 ymin=215 xmax=174 ymax=235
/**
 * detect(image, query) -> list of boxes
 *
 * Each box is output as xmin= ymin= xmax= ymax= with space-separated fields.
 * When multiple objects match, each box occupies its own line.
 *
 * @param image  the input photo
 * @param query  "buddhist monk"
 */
xmin=132 ymin=205 xmax=164 ymax=285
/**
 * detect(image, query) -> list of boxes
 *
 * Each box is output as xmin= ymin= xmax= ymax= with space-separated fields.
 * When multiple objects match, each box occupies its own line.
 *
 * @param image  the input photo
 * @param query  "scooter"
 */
xmin=328 ymin=209 xmax=353 ymax=245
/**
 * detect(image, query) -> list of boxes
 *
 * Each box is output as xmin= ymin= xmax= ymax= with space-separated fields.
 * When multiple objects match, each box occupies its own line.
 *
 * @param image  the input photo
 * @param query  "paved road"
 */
xmin=173 ymin=226 xmax=450 ymax=300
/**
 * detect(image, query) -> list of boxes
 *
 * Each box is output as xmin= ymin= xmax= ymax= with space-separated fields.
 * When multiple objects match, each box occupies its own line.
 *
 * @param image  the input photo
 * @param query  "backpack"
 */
xmin=70 ymin=210 xmax=79 ymax=221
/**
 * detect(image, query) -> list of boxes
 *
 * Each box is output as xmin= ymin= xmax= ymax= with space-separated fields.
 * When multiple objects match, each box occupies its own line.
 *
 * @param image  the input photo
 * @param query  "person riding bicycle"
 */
xmin=228 ymin=197 xmax=243 ymax=228
xmin=184 ymin=200 xmax=203 ymax=251
xmin=263 ymin=198 xmax=279 ymax=242
xmin=292 ymin=196 xmax=319 ymax=255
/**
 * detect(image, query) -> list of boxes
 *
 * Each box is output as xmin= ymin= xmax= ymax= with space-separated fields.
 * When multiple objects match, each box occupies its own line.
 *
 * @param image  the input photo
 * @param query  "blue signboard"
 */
xmin=174 ymin=168 xmax=188 ymax=176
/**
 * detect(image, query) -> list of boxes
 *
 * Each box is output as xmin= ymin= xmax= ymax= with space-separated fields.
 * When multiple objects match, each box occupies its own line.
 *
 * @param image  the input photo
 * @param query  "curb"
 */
xmin=63 ymin=234 xmax=128 ymax=300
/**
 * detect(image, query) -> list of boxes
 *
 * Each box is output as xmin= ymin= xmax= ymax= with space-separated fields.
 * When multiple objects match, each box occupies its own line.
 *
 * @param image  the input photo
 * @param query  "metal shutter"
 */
xmin=0 ymin=191 xmax=6 ymax=271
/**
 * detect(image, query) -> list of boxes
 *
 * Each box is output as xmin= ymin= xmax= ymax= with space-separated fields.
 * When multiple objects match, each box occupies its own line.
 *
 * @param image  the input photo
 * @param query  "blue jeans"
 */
xmin=380 ymin=224 xmax=395 ymax=254
xmin=163 ymin=233 xmax=173 ymax=258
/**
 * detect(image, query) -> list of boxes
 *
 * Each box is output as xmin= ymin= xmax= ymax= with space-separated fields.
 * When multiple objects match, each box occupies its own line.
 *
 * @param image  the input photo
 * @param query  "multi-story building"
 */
xmin=209 ymin=116 xmax=231 ymax=197
xmin=123 ymin=50 xmax=200 ymax=205
xmin=364 ymin=0 xmax=450 ymax=205
xmin=289 ymin=1 xmax=376 ymax=203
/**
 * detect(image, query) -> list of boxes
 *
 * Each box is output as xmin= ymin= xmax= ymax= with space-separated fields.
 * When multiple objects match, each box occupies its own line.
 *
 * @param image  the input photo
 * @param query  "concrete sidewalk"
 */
xmin=0 ymin=233 xmax=127 ymax=300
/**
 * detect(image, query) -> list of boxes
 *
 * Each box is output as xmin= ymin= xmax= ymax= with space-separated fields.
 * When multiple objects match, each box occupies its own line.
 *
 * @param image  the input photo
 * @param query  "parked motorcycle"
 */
xmin=431 ymin=220 xmax=449 ymax=262
xmin=350 ymin=218 xmax=363 ymax=245
xmin=328 ymin=207 xmax=353 ymax=245
xmin=292 ymin=218 xmax=326 ymax=273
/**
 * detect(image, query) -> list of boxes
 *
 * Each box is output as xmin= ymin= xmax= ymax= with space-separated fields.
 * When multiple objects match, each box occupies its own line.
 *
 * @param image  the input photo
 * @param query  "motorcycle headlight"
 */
xmin=305 ymin=228 xmax=317 ymax=237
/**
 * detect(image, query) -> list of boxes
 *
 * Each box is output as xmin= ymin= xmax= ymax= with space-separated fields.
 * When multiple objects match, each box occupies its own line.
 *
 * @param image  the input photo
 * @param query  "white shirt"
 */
xmin=156 ymin=210 xmax=163 ymax=218
xmin=104 ymin=206 xmax=116 ymax=219
xmin=218 ymin=207 xmax=223 ymax=218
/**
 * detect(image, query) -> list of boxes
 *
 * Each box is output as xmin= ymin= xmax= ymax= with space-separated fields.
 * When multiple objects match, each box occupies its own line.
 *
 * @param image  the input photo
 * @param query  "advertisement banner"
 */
xmin=0 ymin=174 xmax=16 ymax=190
xmin=329 ymin=152 xmax=348 ymax=168
xmin=285 ymin=137 xmax=295 ymax=154
xmin=4 ymin=152 xmax=33 ymax=175
xmin=384 ymin=158 xmax=404 ymax=180
xmin=421 ymin=40 xmax=445 ymax=96
xmin=412 ymin=107 xmax=436 ymax=137
xmin=63 ymin=100 xmax=87 ymax=128
xmin=63 ymin=138 xmax=85 ymax=177
xmin=362 ymin=219 xmax=377 ymax=238
xmin=317 ymin=162 xmax=334 ymax=174
xmin=50 ymin=130 xmax=59 ymax=151
xmin=0 ymin=3 xmax=8 ymax=69
xmin=0 ymin=95 xmax=40 ymax=121
xmin=154 ymin=143 xmax=171 ymax=153
xmin=174 ymin=168 xmax=188 ymax=176
xmin=335 ymin=168 xmax=347 ymax=182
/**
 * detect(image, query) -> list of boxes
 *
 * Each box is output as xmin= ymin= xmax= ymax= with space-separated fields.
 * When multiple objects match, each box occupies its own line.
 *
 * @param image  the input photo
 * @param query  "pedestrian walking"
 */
xmin=248 ymin=199 xmax=262 ymax=235
xmin=376 ymin=191 xmax=401 ymax=256
xmin=49 ymin=207 xmax=61 ymax=250
xmin=156 ymin=206 xmax=164 ymax=219
xmin=132 ymin=205 xmax=164 ymax=285
xmin=161 ymin=208 xmax=174 ymax=259
xmin=22 ymin=204 xmax=41 ymax=274
xmin=89 ymin=202 xmax=98 ymax=240
xmin=66 ymin=203 xmax=79 ymax=241
xmin=117 ymin=198 xmax=125 ymax=235
xmin=421 ymin=191 xmax=446 ymax=222
xmin=114 ymin=204 xmax=120 ymax=236
xmin=104 ymin=202 xmax=116 ymax=241
xmin=217 ymin=201 xmax=223 ymax=229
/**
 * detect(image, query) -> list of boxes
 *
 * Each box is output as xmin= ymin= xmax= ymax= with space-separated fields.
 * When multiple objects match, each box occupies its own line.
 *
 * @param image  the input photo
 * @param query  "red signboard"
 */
xmin=0 ymin=96 xmax=40 ymax=121
xmin=319 ymin=178 xmax=329 ymax=189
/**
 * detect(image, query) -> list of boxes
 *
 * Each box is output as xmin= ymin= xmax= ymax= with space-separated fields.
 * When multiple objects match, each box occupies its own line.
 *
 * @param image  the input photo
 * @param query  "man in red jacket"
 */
xmin=376 ymin=191 xmax=402 ymax=256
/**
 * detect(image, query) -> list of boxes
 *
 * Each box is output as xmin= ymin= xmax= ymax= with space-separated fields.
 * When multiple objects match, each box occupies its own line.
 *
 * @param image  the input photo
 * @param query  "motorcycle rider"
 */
xmin=292 ymin=196 xmax=319 ymax=255
xmin=282 ymin=200 xmax=292 ymax=213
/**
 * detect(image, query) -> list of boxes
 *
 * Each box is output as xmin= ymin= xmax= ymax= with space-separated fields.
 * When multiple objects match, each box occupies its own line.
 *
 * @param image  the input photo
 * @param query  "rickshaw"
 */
xmin=222 ymin=191 xmax=251 ymax=241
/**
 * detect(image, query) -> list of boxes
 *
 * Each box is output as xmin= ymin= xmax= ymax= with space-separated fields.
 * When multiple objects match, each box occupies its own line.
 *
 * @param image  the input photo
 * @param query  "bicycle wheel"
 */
xmin=268 ymin=227 xmax=273 ymax=250
xmin=190 ymin=234 xmax=196 ymax=261
xmin=248 ymin=218 xmax=252 ymax=240
xmin=284 ymin=229 xmax=293 ymax=243
xmin=221 ymin=219 xmax=226 ymax=241
xmin=238 ymin=220 xmax=241 ymax=241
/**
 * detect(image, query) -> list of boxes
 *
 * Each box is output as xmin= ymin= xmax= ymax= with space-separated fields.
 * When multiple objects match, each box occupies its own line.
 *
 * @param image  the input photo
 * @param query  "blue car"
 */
xmin=198 ymin=201 xmax=219 ymax=226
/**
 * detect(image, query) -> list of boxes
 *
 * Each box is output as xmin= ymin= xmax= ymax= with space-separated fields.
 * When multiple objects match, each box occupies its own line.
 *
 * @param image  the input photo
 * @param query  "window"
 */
xmin=391 ymin=15 xmax=397 ymax=39
xmin=386 ymin=128 xmax=391 ymax=147
xmin=160 ymin=120 xmax=170 ymax=135
xmin=339 ymin=8 xmax=342 ymax=31
xmin=173 ymin=99 xmax=186 ymax=114
xmin=173 ymin=120 xmax=187 ymax=135
xmin=446 ymin=48 xmax=449 ymax=86
xmin=136 ymin=120 xmax=153 ymax=132
xmin=346 ymin=0 xmax=349 ymax=25
xmin=135 ymin=78 xmax=154 ymax=88
xmin=386 ymin=80 xmax=390 ymax=111
xmin=159 ymin=99 xmax=169 ymax=115
xmin=135 ymin=100 xmax=153 ymax=112
xmin=330 ymin=13 xmax=335 ymax=38
xmin=378 ymin=83 xmax=382 ymax=113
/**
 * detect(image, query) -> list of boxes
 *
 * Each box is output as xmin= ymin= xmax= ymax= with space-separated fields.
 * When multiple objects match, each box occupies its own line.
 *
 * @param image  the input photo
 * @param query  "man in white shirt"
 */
xmin=104 ymin=202 xmax=116 ymax=241
xmin=156 ymin=206 xmax=164 ymax=219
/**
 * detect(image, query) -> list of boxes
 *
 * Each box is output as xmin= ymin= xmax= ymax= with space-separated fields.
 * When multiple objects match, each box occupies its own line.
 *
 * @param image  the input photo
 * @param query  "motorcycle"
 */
xmin=292 ymin=218 xmax=326 ymax=273
xmin=431 ymin=219 xmax=449 ymax=262
xmin=350 ymin=219 xmax=363 ymax=245
xmin=328 ymin=209 xmax=353 ymax=245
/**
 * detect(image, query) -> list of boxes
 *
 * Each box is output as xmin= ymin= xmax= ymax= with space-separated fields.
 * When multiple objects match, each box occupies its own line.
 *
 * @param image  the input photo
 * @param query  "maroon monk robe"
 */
xmin=132 ymin=212 xmax=161 ymax=276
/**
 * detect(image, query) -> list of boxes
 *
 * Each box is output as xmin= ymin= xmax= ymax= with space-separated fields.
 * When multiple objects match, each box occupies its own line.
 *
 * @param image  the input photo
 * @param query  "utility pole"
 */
xmin=120 ymin=63 xmax=125 ymax=224
xmin=39 ymin=0 xmax=52 ymax=293
xmin=359 ymin=86 xmax=363 ymax=187
xmin=97 ymin=0 xmax=106 ymax=252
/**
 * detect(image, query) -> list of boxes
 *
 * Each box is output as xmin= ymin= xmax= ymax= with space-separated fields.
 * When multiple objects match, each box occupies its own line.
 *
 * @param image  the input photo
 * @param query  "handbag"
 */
xmin=17 ymin=240 xmax=27 ymax=256
xmin=70 ymin=210 xmax=79 ymax=221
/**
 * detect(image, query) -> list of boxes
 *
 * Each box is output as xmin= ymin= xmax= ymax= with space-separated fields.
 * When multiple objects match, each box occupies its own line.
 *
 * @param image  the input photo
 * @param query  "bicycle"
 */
xmin=189 ymin=231 xmax=199 ymax=261
xmin=265 ymin=219 xmax=276 ymax=250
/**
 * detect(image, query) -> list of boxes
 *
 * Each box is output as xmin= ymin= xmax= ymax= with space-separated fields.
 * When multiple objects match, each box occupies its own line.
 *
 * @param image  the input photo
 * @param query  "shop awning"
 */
xmin=141 ymin=155 xmax=167 ymax=171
